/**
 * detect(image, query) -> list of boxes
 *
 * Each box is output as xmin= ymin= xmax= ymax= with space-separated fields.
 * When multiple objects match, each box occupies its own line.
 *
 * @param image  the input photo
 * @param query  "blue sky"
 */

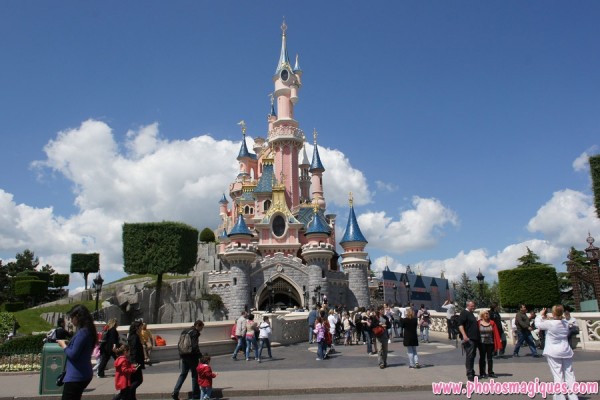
xmin=1 ymin=1 xmax=599 ymax=292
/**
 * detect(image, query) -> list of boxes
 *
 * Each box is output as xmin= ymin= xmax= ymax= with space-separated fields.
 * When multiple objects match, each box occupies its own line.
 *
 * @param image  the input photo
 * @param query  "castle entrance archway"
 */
xmin=257 ymin=277 xmax=301 ymax=311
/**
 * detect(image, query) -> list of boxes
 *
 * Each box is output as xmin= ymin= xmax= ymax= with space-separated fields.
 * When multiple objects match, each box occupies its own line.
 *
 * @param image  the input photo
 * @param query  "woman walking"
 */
xmin=535 ymin=305 xmax=579 ymax=400
xmin=126 ymin=320 xmax=145 ymax=400
xmin=402 ymin=307 xmax=420 ymax=369
xmin=97 ymin=318 xmax=119 ymax=378
xmin=56 ymin=304 xmax=97 ymax=400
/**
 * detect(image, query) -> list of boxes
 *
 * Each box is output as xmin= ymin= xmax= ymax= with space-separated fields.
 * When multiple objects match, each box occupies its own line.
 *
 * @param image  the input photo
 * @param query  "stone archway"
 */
xmin=256 ymin=277 xmax=302 ymax=311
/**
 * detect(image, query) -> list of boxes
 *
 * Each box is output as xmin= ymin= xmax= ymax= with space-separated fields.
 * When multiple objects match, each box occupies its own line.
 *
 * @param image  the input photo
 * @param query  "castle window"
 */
xmin=264 ymin=200 xmax=272 ymax=212
xmin=233 ymin=278 xmax=237 ymax=285
xmin=244 ymin=205 xmax=250 ymax=214
xmin=272 ymin=214 xmax=286 ymax=237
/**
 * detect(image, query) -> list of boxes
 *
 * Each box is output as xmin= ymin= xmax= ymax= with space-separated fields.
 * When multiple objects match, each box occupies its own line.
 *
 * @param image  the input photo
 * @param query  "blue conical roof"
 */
xmin=340 ymin=204 xmax=367 ymax=244
xmin=275 ymin=21 xmax=291 ymax=74
xmin=254 ymin=163 xmax=274 ymax=194
xmin=305 ymin=210 xmax=331 ymax=236
xmin=309 ymin=144 xmax=325 ymax=172
xmin=219 ymin=193 xmax=228 ymax=204
xmin=228 ymin=214 xmax=253 ymax=237
xmin=237 ymin=135 xmax=254 ymax=160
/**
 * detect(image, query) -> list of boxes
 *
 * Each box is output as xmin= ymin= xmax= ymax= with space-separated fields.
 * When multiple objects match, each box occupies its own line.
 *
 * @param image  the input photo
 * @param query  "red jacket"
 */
xmin=196 ymin=363 xmax=216 ymax=387
xmin=478 ymin=320 xmax=503 ymax=352
xmin=114 ymin=355 xmax=137 ymax=390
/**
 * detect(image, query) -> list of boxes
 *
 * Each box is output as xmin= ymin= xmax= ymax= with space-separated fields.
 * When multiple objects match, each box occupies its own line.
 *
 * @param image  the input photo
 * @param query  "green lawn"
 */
xmin=14 ymin=300 xmax=97 ymax=334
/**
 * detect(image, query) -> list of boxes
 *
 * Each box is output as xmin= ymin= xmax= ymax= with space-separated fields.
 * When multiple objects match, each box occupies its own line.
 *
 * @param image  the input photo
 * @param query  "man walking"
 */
xmin=513 ymin=304 xmax=540 ymax=358
xmin=231 ymin=311 xmax=247 ymax=360
xmin=172 ymin=320 xmax=204 ymax=400
xmin=308 ymin=306 xmax=318 ymax=343
xmin=442 ymin=300 xmax=456 ymax=340
xmin=458 ymin=300 xmax=480 ymax=382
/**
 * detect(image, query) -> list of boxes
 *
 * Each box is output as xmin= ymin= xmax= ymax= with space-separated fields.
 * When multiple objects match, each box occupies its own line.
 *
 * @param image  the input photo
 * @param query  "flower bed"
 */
xmin=0 ymin=352 xmax=41 ymax=372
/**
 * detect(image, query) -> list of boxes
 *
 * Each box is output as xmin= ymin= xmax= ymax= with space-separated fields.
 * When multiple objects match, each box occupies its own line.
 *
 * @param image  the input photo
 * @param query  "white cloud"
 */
xmin=527 ymin=189 xmax=600 ymax=247
xmin=357 ymin=196 xmax=459 ymax=254
xmin=375 ymin=180 xmax=399 ymax=193
xmin=572 ymin=147 xmax=598 ymax=172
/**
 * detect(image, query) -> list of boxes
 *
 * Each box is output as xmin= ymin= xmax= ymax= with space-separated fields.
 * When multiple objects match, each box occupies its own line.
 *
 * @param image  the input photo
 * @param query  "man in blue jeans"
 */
xmin=172 ymin=320 xmax=204 ymax=400
xmin=513 ymin=304 xmax=540 ymax=358
xmin=231 ymin=311 xmax=247 ymax=360
xmin=307 ymin=306 xmax=318 ymax=343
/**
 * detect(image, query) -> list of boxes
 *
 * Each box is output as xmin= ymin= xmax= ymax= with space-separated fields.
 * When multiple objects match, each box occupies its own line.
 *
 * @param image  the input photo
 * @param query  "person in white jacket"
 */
xmin=534 ymin=305 xmax=578 ymax=400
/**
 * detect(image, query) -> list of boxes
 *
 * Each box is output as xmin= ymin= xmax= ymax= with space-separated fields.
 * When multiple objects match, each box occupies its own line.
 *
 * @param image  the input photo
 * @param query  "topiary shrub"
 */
xmin=499 ymin=266 xmax=560 ymax=309
xmin=199 ymin=227 xmax=216 ymax=243
xmin=0 ymin=333 xmax=45 ymax=353
xmin=52 ymin=274 xmax=70 ymax=288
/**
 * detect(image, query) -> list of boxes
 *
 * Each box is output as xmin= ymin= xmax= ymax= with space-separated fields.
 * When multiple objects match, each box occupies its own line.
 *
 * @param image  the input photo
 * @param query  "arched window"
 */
xmin=244 ymin=205 xmax=250 ymax=214
xmin=264 ymin=200 xmax=272 ymax=212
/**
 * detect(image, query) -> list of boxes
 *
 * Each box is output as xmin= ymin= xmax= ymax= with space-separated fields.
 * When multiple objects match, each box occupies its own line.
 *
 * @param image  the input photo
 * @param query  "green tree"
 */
xmin=6 ymin=249 xmax=39 ymax=277
xmin=0 ymin=261 xmax=9 ymax=305
xmin=123 ymin=222 xmax=199 ymax=323
xmin=455 ymin=272 xmax=477 ymax=308
xmin=70 ymin=253 xmax=100 ymax=290
xmin=199 ymin=227 xmax=216 ymax=243
xmin=589 ymin=155 xmax=600 ymax=218
xmin=498 ymin=248 xmax=560 ymax=309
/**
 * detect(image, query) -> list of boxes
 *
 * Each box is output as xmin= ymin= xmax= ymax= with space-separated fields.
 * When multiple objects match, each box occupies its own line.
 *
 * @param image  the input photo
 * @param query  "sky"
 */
xmin=1 ymin=1 xmax=600 ymax=293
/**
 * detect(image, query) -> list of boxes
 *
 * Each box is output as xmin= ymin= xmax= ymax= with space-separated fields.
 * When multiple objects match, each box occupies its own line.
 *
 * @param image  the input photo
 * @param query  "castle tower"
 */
xmin=222 ymin=212 xmax=257 ymax=317
xmin=299 ymin=144 xmax=311 ymax=204
xmin=301 ymin=204 xmax=334 ymax=306
xmin=309 ymin=129 xmax=326 ymax=210
xmin=270 ymin=20 xmax=304 ymax=210
xmin=339 ymin=193 xmax=370 ymax=308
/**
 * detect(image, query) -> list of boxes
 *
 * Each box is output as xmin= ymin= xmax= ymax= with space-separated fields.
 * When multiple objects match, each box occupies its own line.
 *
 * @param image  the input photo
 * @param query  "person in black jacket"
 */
xmin=96 ymin=318 xmax=119 ymax=378
xmin=458 ymin=301 xmax=481 ymax=382
xmin=172 ymin=320 xmax=204 ymax=400
xmin=127 ymin=320 xmax=145 ymax=400
xmin=54 ymin=317 xmax=73 ymax=341
xmin=489 ymin=303 xmax=506 ymax=356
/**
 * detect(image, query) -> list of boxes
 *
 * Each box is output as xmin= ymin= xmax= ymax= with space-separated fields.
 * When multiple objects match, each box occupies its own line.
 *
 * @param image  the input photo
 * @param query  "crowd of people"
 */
xmin=52 ymin=300 xmax=581 ymax=400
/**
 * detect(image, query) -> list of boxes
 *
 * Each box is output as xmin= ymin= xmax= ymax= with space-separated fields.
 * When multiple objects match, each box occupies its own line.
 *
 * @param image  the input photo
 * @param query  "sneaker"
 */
xmin=379 ymin=364 xmax=385 ymax=369
xmin=316 ymin=358 xmax=322 ymax=361
xmin=388 ymin=339 xmax=391 ymax=343
xmin=257 ymin=359 xmax=261 ymax=363
xmin=415 ymin=363 xmax=421 ymax=369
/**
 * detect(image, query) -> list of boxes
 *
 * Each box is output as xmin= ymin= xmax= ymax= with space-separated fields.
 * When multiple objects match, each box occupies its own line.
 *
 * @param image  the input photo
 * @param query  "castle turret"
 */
xmin=309 ymin=129 xmax=326 ymax=210
xmin=302 ymin=204 xmax=334 ymax=306
xmin=339 ymin=193 xmax=369 ymax=308
xmin=299 ymin=144 xmax=311 ymax=203
xmin=222 ymin=212 xmax=257 ymax=317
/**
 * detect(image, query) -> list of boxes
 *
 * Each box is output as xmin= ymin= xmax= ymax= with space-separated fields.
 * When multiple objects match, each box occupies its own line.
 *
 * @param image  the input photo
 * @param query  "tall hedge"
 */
xmin=70 ymin=253 xmax=100 ymax=290
xmin=498 ymin=266 xmax=560 ymax=309
xmin=199 ymin=227 xmax=216 ymax=243
xmin=52 ymin=274 xmax=70 ymax=288
xmin=590 ymin=155 xmax=600 ymax=219
xmin=123 ymin=221 xmax=199 ymax=322
xmin=14 ymin=280 xmax=48 ymax=298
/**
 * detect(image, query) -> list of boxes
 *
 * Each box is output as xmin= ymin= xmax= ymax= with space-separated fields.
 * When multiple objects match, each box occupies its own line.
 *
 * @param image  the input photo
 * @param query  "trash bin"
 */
xmin=39 ymin=343 xmax=65 ymax=395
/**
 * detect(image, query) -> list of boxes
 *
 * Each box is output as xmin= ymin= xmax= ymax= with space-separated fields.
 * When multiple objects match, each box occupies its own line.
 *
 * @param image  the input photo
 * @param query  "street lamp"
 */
xmin=476 ymin=269 xmax=485 ymax=307
xmin=92 ymin=273 xmax=104 ymax=321
xmin=403 ymin=274 xmax=411 ymax=306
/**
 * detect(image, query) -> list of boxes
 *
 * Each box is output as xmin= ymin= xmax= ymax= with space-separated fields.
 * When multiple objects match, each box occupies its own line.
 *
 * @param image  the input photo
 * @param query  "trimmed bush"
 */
xmin=14 ymin=280 xmax=48 ymax=298
xmin=498 ymin=266 xmax=560 ymax=309
xmin=199 ymin=227 xmax=216 ymax=243
xmin=16 ymin=271 xmax=51 ymax=283
xmin=4 ymin=303 xmax=24 ymax=312
xmin=52 ymin=274 xmax=70 ymax=288
xmin=0 ymin=333 xmax=45 ymax=353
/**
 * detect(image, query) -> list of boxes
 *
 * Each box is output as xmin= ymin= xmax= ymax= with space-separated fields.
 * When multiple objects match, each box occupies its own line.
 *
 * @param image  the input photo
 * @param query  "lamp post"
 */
xmin=403 ymin=274 xmax=411 ymax=307
xmin=476 ymin=270 xmax=485 ymax=307
xmin=92 ymin=273 xmax=104 ymax=321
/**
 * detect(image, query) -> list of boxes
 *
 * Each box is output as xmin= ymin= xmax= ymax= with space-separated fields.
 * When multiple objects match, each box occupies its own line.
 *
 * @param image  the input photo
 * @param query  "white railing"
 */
xmin=427 ymin=311 xmax=600 ymax=350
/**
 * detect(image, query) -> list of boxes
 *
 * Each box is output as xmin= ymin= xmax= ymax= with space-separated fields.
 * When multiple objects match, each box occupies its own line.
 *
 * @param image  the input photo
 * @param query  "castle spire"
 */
xmin=309 ymin=128 xmax=325 ymax=172
xmin=340 ymin=192 xmax=367 ymax=244
xmin=236 ymin=120 xmax=253 ymax=160
xmin=275 ymin=17 xmax=291 ymax=74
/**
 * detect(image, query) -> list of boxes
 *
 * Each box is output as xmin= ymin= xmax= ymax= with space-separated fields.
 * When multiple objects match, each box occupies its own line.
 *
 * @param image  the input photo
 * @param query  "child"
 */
xmin=112 ymin=344 xmax=138 ymax=400
xmin=258 ymin=315 xmax=272 ymax=362
xmin=197 ymin=355 xmax=217 ymax=400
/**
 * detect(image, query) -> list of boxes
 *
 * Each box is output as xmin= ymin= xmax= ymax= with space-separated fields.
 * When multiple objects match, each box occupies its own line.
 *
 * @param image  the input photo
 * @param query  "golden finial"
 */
xmin=349 ymin=192 xmax=354 ymax=207
xmin=237 ymin=120 xmax=247 ymax=136
xmin=313 ymin=128 xmax=318 ymax=145
xmin=237 ymin=204 xmax=243 ymax=214
xmin=281 ymin=17 xmax=287 ymax=35
xmin=312 ymin=198 xmax=319 ymax=213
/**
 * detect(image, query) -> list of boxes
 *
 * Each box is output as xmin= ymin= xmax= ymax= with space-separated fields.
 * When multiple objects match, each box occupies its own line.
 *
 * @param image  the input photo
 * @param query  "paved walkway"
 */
xmin=1 ymin=332 xmax=599 ymax=399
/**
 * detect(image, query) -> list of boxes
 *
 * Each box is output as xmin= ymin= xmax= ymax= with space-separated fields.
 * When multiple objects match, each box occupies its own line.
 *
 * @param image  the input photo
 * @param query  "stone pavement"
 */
xmin=1 ymin=331 xmax=599 ymax=399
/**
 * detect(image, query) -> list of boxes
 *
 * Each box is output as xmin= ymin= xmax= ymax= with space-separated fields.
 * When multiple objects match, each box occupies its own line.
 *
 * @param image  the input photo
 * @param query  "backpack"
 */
xmin=44 ymin=328 xmax=57 ymax=343
xmin=177 ymin=329 xmax=194 ymax=355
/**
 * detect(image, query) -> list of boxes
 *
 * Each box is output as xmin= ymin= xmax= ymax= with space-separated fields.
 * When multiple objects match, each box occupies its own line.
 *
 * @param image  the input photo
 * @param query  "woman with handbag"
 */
xmin=56 ymin=304 xmax=98 ymax=400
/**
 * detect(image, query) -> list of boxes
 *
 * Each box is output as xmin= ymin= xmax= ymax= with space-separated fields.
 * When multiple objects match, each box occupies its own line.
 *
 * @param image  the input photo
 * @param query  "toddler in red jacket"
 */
xmin=196 ymin=355 xmax=217 ymax=400
xmin=112 ymin=345 xmax=138 ymax=400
